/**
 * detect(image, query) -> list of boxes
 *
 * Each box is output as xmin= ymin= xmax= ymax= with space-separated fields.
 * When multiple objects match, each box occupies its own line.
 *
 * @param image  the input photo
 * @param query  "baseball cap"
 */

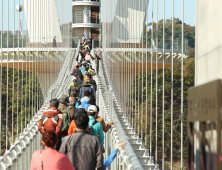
xmin=88 ymin=105 xmax=98 ymax=113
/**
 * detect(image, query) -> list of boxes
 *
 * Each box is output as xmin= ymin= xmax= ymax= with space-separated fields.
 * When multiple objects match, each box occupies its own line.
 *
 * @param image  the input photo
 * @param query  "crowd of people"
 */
xmin=31 ymin=36 xmax=126 ymax=170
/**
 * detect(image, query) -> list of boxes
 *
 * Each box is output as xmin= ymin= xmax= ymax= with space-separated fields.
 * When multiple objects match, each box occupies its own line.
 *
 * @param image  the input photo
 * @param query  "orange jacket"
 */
xmin=68 ymin=120 xmax=76 ymax=135
xmin=38 ymin=107 xmax=63 ymax=137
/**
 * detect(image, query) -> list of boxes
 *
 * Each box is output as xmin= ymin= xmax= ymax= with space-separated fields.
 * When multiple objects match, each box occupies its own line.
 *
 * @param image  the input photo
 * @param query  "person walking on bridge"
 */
xmin=38 ymin=99 xmax=63 ymax=150
xmin=79 ymin=81 xmax=94 ymax=98
xmin=85 ymin=51 xmax=92 ymax=63
xmin=53 ymin=36 xmax=57 ymax=48
xmin=30 ymin=131 xmax=75 ymax=170
xmin=60 ymin=109 xmax=104 ymax=170
xmin=59 ymin=95 xmax=70 ymax=139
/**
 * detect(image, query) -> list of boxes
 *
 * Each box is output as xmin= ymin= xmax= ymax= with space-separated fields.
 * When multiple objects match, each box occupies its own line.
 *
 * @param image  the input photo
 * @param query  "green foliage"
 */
xmin=0 ymin=30 xmax=29 ymax=48
xmin=1 ymin=67 xmax=43 ymax=155
xmin=143 ymin=18 xmax=195 ymax=48
xmin=130 ymin=59 xmax=194 ymax=168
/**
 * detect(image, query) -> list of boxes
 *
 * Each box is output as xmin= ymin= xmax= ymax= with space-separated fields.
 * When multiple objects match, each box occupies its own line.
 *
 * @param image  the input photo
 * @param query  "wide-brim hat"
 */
xmin=81 ymin=81 xmax=92 ymax=86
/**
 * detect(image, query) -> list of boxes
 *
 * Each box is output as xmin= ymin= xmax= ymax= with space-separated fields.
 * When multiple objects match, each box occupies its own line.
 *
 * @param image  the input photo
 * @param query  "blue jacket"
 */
xmin=81 ymin=67 xmax=85 ymax=74
xmin=79 ymin=86 xmax=94 ymax=98
xmin=75 ymin=102 xmax=80 ymax=108
xmin=103 ymin=149 xmax=118 ymax=169
xmin=81 ymin=101 xmax=91 ymax=110
xmin=88 ymin=116 xmax=104 ymax=146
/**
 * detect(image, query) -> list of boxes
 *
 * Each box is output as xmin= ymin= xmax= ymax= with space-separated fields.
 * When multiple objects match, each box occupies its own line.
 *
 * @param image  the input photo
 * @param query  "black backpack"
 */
xmin=87 ymin=120 xmax=98 ymax=135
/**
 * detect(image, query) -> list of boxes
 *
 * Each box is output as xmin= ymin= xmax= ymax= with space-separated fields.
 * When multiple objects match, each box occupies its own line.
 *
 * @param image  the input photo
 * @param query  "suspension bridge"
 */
xmin=0 ymin=0 xmax=221 ymax=170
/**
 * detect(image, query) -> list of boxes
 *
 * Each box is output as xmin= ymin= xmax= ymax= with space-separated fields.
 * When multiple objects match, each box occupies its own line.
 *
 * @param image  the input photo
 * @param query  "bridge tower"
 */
xmin=72 ymin=0 xmax=101 ymax=46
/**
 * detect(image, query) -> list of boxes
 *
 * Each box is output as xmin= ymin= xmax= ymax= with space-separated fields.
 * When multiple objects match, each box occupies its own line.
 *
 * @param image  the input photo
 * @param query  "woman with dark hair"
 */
xmin=30 ymin=131 xmax=75 ymax=170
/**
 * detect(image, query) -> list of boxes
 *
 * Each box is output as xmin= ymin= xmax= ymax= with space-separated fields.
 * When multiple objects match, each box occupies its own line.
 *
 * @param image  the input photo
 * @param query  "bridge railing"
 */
xmin=0 ymin=47 xmax=77 ymax=170
xmin=92 ymin=52 xmax=144 ymax=170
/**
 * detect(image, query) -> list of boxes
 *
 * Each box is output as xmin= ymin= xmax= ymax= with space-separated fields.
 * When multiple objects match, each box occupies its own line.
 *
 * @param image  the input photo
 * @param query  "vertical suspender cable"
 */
xmin=17 ymin=0 xmax=20 ymax=138
xmin=162 ymin=0 xmax=165 ymax=169
xmin=25 ymin=0 xmax=28 ymax=129
xmin=31 ymin=0 xmax=34 ymax=118
xmin=28 ymin=0 xmax=31 ymax=125
xmin=130 ymin=0 xmax=133 ymax=126
xmin=12 ymin=0 xmax=15 ymax=143
xmin=21 ymin=0 xmax=24 ymax=133
xmin=145 ymin=0 xmax=148 ymax=149
xmin=0 ymin=0 xmax=2 ymax=155
xmin=150 ymin=0 xmax=154 ymax=159
xmin=6 ymin=0 xmax=9 ymax=150
xmin=171 ymin=0 xmax=174 ymax=169
xmin=141 ymin=0 xmax=144 ymax=141
xmin=26 ymin=1 xmax=32 ymax=125
xmin=155 ymin=0 xmax=158 ymax=164
xmin=134 ymin=0 xmax=137 ymax=133
xmin=181 ymin=0 xmax=184 ymax=168
xmin=137 ymin=0 xmax=140 ymax=136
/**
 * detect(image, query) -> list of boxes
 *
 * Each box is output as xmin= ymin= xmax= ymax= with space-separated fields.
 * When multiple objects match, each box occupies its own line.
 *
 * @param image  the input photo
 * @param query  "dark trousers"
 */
xmin=55 ymin=135 xmax=61 ymax=151
xmin=96 ymin=64 xmax=99 ymax=74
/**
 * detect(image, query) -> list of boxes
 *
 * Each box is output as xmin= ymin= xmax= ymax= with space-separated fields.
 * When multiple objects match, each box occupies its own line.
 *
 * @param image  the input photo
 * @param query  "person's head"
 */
xmin=79 ymin=74 xmax=83 ymax=80
xmin=85 ymin=73 xmax=91 ymax=79
xmin=69 ymin=97 xmax=76 ymax=107
xmin=76 ymin=65 xmax=79 ymax=69
xmin=79 ymin=52 xmax=81 ymax=55
xmin=73 ymin=77 xmax=77 ymax=82
xmin=74 ymin=72 xmax=78 ymax=77
xmin=95 ymin=105 xmax=100 ymax=117
xmin=85 ymin=67 xmax=89 ymax=72
xmin=50 ymin=99 xmax=59 ymax=108
xmin=87 ymin=52 xmax=90 ymax=55
xmin=74 ymin=109 xmax=89 ymax=130
xmin=84 ymin=90 xmax=91 ymax=97
xmin=70 ymin=91 xmax=78 ymax=98
xmin=88 ymin=98 xmax=96 ymax=105
xmin=42 ymin=131 xmax=57 ymax=149
xmin=43 ymin=37 xmax=45 ymax=39
xmin=54 ymin=36 xmax=56 ymax=38
xmin=86 ymin=47 xmax=88 ymax=50
xmin=83 ymin=63 xmax=86 ymax=67
xmin=59 ymin=95 xmax=69 ymax=107
xmin=87 ymin=105 xmax=98 ymax=117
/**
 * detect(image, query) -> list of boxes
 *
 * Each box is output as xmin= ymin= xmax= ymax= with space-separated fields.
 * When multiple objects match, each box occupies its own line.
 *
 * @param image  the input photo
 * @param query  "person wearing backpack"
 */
xmin=38 ymin=99 xmax=63 ymax=150
xmin=87 ymin=105 xmax=104 ymax=147
xmin=68 ymin=98 xmax=78 ymax=135
xmin=59 ymin=95 xmax=70 ymax=139
xmin=68 ymin=77 xmax=80 ymax=97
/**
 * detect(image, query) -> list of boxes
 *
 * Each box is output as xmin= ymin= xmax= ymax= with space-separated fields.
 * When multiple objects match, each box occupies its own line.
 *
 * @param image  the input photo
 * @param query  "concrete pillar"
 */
xmin=84 ymin=28 xmax=90 ymax=38
xmin=83 ymin=2 xmax=90 ymax=38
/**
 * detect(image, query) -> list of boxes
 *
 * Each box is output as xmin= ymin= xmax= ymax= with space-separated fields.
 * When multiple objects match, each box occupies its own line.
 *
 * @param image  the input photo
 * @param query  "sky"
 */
xmin=101 ymin=0 xmax=196 ymax=26
xmin=0 ymin=0 xmax=72 ymax=32
xmin=0 ymin=0 xmax=195 ymax=31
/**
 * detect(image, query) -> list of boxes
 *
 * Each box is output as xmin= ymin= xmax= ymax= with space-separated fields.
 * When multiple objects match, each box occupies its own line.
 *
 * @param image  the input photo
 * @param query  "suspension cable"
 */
xmin=162 ymin=0 xmax=165 ymax=169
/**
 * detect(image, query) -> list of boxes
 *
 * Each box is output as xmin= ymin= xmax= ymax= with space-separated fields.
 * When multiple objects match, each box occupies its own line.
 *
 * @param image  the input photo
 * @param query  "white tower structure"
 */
xmin=72 ymin=0 xmax=101 ymax=45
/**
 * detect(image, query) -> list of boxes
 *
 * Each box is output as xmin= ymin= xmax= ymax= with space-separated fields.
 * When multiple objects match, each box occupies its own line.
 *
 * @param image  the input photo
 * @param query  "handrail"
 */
xmin=93 ymin=50 xmax=144 ymax=170
xmin=0 ymin=41 xmax=80 ymax=169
